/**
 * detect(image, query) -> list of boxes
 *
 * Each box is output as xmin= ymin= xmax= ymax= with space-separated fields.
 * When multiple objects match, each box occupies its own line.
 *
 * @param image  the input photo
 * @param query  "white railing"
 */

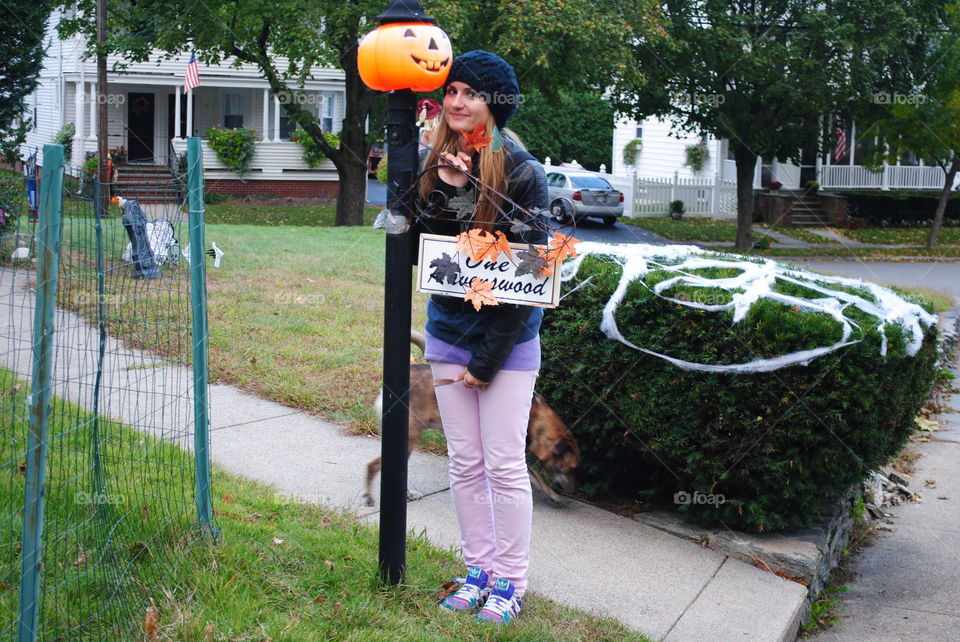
xmin=170 ymin=138 xmax=337 ymax=181
xmin=818 ymin=164 xmax=948 ymax=190
xmin=633 ymin=172 xmax=737 ymax=218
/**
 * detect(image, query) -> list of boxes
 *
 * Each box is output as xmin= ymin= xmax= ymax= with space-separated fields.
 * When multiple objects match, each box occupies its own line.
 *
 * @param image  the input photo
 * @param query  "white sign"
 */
xmin=417 ymin=233 xmax=561 ymax=308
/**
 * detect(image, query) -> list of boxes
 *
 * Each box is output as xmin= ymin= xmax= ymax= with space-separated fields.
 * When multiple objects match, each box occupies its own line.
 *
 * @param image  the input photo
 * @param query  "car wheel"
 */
xmin=550 ymin=200 xmax=571 ymax=224
xmin=602 ymin=216 xmax=617 ymax=226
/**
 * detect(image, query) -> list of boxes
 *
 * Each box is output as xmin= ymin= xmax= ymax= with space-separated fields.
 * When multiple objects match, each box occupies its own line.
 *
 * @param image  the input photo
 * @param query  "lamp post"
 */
xmin=357 ymin=0 xmax=452 ymax=585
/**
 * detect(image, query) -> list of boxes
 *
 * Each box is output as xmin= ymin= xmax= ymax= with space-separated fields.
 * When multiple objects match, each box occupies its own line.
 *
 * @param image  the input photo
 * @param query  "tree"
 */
xmin=609 ymin=0 xmax=941 ymax=251
xmin=509 ymin=90 xmax=614 ymax=171
xmin=862 ymin=2 xmax=960 ymax=249
xmin=60 ymin=0 xmax=658 ymax=226
xmin=1 ymin=1 xmax=53 ymax=162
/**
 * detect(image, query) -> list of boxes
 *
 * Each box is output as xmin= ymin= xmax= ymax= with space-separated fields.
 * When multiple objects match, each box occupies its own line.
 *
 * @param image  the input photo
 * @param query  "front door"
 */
xmin=127 ymin=92 xmax=155 ymax=162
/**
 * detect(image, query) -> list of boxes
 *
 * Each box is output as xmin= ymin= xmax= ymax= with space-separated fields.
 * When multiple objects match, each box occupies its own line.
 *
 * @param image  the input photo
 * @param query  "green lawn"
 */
xmin=623 ymin=216 xmax=775 ymax=244
xmin=711 ymin=245 xmax=960 ymax=259
xmin=1 ymin=368 xmax=645 ymax=640
xmin=205 ymin=202 xmax=383 ymax=226
xmin=756 ymin=224 xmax=840 ymax=245
xmin=833 ymin=225 xmax=960 ymax=245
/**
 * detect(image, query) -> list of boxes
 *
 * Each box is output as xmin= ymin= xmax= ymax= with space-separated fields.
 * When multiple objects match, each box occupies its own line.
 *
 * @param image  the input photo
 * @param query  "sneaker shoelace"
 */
xmin=480 ymin=593 xmax=517 ymax=620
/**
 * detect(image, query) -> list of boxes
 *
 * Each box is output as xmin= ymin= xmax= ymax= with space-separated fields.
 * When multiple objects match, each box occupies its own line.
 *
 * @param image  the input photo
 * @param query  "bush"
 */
xmin=0 ymin=178 xmax=25 ymax=234
xmin=538 ymin=250 xmax=939 ymax=532
xmin=840 ymin=190 xmax=960 ymax=226
xmin=291 ymin=129 xmax=340 ymax=168
xmin=204 ymin=191 xmax=229 ymax=205
xmin=54 ymin=123 xmax=75 ymax=161
xmin=377 ymin=156 xmax=389 ymax=184
xmin=206 ymin=127 xmax=258 ymax=177
xmin=683 ymin=142 xmax=709 ymax=173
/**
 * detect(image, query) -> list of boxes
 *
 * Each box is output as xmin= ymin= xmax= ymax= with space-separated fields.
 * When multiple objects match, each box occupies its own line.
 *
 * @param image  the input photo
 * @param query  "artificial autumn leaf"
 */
xmin=447 ymin=190 xmax=476 ymax=220
xmin=544 ymin=232 xmax=580 ymax=265
xmin=428 ymin=252 xmax=461 ymax=285
xmin=461 ymin=122 xmax=492 ymax=152
xmin=464 ymin=278 xmax=499 ymax=311
xmin=144 ymin=605 xmax=159 ymax=639
xmin=515 ymin=246 xmax=552 ymax=278
xmin=455 ymin=228 xmax=511 ymax=262
xmin=509 ymin=217 xmax=533 ymax=234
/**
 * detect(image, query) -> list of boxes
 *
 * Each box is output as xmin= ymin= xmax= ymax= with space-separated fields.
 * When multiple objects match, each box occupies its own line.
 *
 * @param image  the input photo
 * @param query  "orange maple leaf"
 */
xmin=464 ymin=278 xmax=499 ymax=311
xmin=456 ymin=228 xmax=511 ymax=262
xmin=461 ymin=122 xmax=492 ymax=152
xmin=544 ymin=232 xmax=580 ymax=265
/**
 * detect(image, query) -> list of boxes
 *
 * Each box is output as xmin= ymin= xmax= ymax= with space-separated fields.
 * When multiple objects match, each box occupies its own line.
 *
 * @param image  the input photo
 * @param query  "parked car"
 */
xmin=546 ymin=170 xmax=624 ymax=225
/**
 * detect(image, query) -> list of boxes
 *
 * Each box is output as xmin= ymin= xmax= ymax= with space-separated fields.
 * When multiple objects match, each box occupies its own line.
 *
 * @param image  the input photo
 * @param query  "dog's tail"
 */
xmin=411 ymin=330 xmax=426 ymax=354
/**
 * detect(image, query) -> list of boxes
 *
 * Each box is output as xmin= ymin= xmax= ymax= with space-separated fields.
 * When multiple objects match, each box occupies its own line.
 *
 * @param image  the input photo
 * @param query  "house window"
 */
xmin=224 ymin=93 xmax=244 ymax=129
xmin=899 ymin=151 xmax=920 ymax=166
xmin=279 ymin=106 xmax=297 ymax=140
xmin=635 ymin=126 xmax=643 ymax=139
xmin=321 ymin=91 xmax=338 ymax=132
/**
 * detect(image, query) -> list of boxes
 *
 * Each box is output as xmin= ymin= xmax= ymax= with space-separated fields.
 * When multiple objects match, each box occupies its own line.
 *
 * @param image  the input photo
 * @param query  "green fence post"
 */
xmin=18 ymin=144 xmax=65 ymax=642
xmin=187 ymin=137 xmax=217 ymax=539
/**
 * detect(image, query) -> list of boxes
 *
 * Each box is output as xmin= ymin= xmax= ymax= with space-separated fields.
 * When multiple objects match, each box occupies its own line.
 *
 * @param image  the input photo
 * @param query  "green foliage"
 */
xmin=0 ymin=178 xmax=25 ymax=233
xmin=669 ymin=200 xmax=685 ymax=214
xmin=54 ymin=122 xmax=75 ymax=162
xmin=82 ymin=154 xmax=98 ymax=179
xmin=376 ymin=156 xmax=388 ymax=185
xmin=0 ymin=1 xmax=51 ymax=150
xmin=204 ymin=190 xmax=229 ymax=205
xmin=538 ymin=255 xmax=939 ymax=532
xmin=206 ymin=127 xmax=258 ymax=177
xmin=683 ymin=143 xmax=708 ymax=173
xmin=623 ymin=139 xmax=643 ymax=166
xmin=291 ymin=129 xmax=340 ymax=168
xmin=509 ymin=89 xmax=614 ymax=171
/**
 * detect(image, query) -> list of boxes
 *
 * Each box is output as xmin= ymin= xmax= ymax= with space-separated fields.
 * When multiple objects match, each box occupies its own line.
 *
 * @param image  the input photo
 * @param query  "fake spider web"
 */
xmin=560 ymin=242 xmax=937 ymax=373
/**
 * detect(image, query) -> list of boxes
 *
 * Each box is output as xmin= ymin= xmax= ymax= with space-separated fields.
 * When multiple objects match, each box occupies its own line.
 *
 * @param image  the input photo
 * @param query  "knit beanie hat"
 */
xmin=446 ymin=50 xmax=520 ymax=129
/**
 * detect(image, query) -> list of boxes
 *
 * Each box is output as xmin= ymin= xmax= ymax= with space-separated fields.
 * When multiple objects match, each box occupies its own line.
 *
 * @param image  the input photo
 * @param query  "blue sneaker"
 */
xmin=439 ymin=566 xmax=490 ymax=612
xmin=475 ymin=577 xmax=522 ymax=623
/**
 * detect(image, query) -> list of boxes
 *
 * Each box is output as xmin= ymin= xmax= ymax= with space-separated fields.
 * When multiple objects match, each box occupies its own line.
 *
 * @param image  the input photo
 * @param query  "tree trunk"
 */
xmin=928 ymin=156 xmax=960 ymax=249
xmin=734 ymin=143 xmax=758 ymax=252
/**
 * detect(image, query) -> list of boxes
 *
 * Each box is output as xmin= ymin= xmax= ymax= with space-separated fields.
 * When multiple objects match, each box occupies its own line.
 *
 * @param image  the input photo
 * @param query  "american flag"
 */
xmin=184 ymin=53 xmax=200 ymax=94
xmin=834 ymin=126 xmax=847 ymax=162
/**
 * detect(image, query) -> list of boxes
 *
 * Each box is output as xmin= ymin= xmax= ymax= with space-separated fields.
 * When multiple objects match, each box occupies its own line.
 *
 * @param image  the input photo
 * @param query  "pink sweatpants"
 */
xmin=430 ymin=362 xmax=537 ymax=597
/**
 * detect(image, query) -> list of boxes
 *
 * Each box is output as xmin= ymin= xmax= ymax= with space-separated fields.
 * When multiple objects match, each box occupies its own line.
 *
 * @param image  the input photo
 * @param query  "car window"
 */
xmin=569 ymin=175 xmax=614 ymax=190
xmin=547 ymin=173 xmax=565 ymax=187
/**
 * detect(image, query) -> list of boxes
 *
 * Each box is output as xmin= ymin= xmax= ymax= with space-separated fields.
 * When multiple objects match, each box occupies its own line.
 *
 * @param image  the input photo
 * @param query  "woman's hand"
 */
xmin=453 ymin=368 xmax=489 ymax=390
xmin=437 ymin=150 xmax=473 ymax=188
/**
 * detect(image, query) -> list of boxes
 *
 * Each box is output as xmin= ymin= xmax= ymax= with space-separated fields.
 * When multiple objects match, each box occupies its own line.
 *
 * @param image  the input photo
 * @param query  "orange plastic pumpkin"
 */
xmin=358 ymin=22 xmax=452 ymax=92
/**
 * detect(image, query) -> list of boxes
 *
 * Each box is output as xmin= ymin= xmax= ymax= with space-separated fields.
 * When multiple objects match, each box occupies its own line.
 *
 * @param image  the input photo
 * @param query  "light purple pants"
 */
xmin=430 ymin=362 xmax=537 ymax=597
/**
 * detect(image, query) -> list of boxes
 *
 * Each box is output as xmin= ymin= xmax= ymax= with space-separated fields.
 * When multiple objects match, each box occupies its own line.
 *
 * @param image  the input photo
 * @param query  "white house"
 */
xmin=21 ymin=8 xmax=347 ymax=197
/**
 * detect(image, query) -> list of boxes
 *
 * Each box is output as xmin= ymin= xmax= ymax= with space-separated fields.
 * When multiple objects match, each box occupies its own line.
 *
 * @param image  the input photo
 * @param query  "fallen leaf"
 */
xmin=222 ymin=494 xmax=235 ymax=505
xmin=773 ymin=571 xmax=809 ymax=586
xmin=438 ymin=580 xmax=459 ymax=601
xmin=324 ymin=559 xmax=334 ymax=571
xmin=915 ymin=416 xmax=941 ymax=432
xmin=332 ymin=600 xmax=343 ymax=614
xmin=18 ymin=461 xmax=25 ymax=474
xmin=924 ymin=479 xmax=937 ymax=488
xmin=464 ymin=278 xmax=499 ymax=311
xmin=751 ymin=556 xmax=774 ymax=574
xmin=144 ymin=605 xmax=159 ymax=638
xmin=313 ymin=594 xmax=329 ymax=604
xmin=699 ymin=536 xmax=709 ymax=549
xmin=73 ymin=552 xmax=86 ymax=566
xmin=0 ymin=582 xmax=13 ymax=591
xmin=937 ymin=495 xmax=949 ymax=500
xmin=461 ymin=122 xmax=492 ymax=152
xmin=203 ymin=622 xmax=216 ymax=642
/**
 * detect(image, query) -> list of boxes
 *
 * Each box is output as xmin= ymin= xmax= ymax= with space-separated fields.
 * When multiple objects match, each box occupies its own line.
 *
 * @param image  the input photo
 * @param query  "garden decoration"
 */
xmin=113 ymin=197 xmax=160 ymax=279
xmin=560 ymin=242 xmax=936 ymax=373
xmin=416 ymin=98 xmax=441 ymax=132
xmin=358 ymin=6 xmax=452 ymax=92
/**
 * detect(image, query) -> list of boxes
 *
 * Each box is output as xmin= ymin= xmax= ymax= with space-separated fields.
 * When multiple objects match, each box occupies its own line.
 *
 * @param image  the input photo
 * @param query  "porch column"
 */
xmin=74 ymin=81 xmax=85 ymax=165
xmin=849 ymin=121 xmax=856 ymax=166
xmin=174 ymin=89 xmax=182 ymax=139
xmin=262 ymin=89 xmax=270 ymax=140
xmin=88 ymin=83 xmax=97 ymax=139
xmin=273 ymin=95 xmax=281 ymax=142
xmin=186 ymin=89 xmax=194 ymax=138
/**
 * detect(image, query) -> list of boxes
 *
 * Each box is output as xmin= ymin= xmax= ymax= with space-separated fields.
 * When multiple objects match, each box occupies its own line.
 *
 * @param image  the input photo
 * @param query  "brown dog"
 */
xmin=363 ymin=333 xmax=579 ymax=507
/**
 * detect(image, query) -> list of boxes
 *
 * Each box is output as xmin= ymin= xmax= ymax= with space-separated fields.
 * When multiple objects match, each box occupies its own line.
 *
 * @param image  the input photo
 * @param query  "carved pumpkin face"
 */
xmin=358 ymin=22 xmax=452 ymax=92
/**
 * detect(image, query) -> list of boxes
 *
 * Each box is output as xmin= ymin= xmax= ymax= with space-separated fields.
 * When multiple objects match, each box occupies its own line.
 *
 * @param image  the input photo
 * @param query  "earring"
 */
xmin=491 ymin=125 xmax=504 ymax=153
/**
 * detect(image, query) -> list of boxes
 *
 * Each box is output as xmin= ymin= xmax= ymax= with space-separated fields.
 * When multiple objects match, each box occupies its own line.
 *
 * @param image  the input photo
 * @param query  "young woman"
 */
xmin=415 ymin=50 xmax=548 ymax=624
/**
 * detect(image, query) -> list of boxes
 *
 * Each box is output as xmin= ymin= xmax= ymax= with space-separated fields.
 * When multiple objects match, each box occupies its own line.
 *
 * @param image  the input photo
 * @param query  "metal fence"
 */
xmin=1 ymin=139 xmax=215 ymax=640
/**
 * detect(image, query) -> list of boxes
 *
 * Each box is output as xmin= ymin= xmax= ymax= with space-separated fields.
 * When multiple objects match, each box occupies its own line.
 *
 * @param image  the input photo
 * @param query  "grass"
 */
xmin=205 ymin=203 xmax=383 ymax=227
xmin=832 ymin=225 xmax=960 ymax=245
xmin=756 ymin=224 xmax=840 ymax=245
xmin=1 ymin=367 xmax=646 ymax=640
xmin=703 ymin=245 xmax=960 ymax=259
xmin=622 ymin=216 xmax=774 ymax=244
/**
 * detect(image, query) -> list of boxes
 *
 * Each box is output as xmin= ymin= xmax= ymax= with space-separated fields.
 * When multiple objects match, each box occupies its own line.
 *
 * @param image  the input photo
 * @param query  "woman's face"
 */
xmin=443 ymin=81 xmax=492 ymax=134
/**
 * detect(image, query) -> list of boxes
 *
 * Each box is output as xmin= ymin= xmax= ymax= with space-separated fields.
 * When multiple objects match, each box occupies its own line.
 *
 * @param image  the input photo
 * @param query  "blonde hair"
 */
xmin=418 ymin=113 xmax=507 ymax=228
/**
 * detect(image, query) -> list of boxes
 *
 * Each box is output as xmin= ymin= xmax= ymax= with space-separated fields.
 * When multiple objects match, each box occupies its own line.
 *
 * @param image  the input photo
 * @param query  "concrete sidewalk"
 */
xmin=1 ymin=265 xmax=807 ymax=641
xmin=810 ymin=314 xmax=960 ymax=642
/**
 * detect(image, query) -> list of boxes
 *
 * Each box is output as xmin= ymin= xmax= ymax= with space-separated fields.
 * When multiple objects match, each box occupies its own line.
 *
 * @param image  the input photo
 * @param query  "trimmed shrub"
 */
xmin=539 ymin=249 xmax=939 ymax=532
xmin=841 ymin=190 xmax=960 ymax=226
xmin=206 ymin=127 xmax=258 ymax=177
xmin=0 ymin=178 xmax=25 ymax=234
xmin=291 ymin=129 xmax=340 ymax=168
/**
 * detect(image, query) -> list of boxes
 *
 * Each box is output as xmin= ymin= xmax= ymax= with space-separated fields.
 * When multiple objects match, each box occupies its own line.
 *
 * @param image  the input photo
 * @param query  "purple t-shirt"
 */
xmin=424 ymin=331 xmax=541 ymax=372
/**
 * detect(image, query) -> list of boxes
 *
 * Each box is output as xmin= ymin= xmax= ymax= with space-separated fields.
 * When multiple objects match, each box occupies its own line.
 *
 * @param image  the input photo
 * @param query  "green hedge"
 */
xmin=539 ymin=252 xmax=939 ymax=532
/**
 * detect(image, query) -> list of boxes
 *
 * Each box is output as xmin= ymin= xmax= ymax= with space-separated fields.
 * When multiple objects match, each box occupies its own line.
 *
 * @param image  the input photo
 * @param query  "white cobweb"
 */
xmin=560 ymin=242 xmax=937 ymax=374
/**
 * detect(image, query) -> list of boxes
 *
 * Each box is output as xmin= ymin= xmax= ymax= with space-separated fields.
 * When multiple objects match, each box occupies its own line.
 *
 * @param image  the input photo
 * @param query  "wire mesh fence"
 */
xmin=1 ymin=142 xmax=215 ymax=640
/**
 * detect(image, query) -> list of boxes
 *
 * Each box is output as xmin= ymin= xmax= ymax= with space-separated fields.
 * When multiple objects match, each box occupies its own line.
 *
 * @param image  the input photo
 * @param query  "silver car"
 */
xmin=546 ymin=170 xmax=624 ymax=225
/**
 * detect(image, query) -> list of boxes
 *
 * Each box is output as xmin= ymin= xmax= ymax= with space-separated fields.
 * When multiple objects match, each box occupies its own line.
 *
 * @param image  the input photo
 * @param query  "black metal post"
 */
xmin=379 ymin=89 xmax=418 ymax=585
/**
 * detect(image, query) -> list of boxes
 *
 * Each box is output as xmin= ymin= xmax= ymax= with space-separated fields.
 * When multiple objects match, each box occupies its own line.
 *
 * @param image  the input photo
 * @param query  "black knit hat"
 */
xmin=446 ymin=50 xmax=520 ymax=129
